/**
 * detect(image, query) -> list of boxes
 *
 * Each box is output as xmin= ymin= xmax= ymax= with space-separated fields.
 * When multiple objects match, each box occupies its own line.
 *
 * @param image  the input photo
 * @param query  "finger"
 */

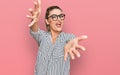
xmin=64 ymin=51 xmax=68 ymax=61
xmin=28 ymin=8 xmax=34 ymax=15
xmin=69 ymin=51 xmax=75 ymax=60
xmin=37 ymin=0 xmax=41 ymax=13
xmin=78 ymin=35 xmax=88 ymax=41
xmin=28 ymin=18 xmax=37 ymax=27
xmin=38 ymin=0 xmax=41 ymax=5
xmin=72 ymin=50 xmax=81 ymax=57
xmin=34 ymin=1 xmax=38 ymax=12
xmin=76 ymin=45 xmax=86 ymax=51
xmin=37 ymin=0 xmax=41 ymax=8
xmin=29 ymin=12 xmax=39 ymax=20
xmin=26 ymin=15 xmax=34 ymax=19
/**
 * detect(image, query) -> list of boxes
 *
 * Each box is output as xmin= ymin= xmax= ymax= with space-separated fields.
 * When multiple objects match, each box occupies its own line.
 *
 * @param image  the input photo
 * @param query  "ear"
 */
xmin=45 ymin=19 xmax=49 ymax=25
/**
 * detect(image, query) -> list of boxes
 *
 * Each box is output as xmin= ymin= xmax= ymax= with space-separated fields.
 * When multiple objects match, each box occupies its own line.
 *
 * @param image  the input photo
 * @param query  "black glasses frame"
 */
xmin=47 ymin=14 xmax=65 ymax=21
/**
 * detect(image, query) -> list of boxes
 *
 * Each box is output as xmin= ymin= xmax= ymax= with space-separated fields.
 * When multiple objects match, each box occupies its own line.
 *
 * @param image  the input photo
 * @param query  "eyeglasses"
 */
xmin=47 ymin=14 xmax=65 ymax=21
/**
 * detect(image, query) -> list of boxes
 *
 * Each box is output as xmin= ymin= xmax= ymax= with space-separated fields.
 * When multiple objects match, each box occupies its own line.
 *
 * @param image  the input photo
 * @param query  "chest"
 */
xmin=39 ymin=34 xmax=67 ymax=58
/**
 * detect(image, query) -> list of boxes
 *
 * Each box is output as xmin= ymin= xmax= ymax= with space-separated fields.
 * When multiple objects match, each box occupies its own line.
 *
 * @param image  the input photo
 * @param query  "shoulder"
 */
xmin=61 ymin=32 xmax=76 ymax=40
xmin=62 ymin=31 xmax=75 ymax=37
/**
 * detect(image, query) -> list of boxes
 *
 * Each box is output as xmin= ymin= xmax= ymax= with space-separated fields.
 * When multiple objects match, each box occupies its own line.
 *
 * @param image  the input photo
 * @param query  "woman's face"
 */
xmin=46 ymin=9 xmax=65 ymax=32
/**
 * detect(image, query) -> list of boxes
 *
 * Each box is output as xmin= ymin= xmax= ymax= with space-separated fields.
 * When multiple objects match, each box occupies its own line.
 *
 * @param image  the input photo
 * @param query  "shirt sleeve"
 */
xmin=66 ymin=33 xmax=76 ymax=43
xmin=30 ymin=28 xmax=46 ymax=46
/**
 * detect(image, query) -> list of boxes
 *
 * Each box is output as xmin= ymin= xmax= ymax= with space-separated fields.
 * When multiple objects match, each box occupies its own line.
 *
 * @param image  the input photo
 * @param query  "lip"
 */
xmin=56 ymin=23 xmax=62 ymax=28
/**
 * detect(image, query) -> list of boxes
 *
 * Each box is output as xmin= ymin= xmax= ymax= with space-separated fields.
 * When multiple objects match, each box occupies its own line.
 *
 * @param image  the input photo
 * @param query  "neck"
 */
xmin=50 ymin=30 xmax=61 ymax=44
xmin=50 ymin=30 xmax=61 ymax=39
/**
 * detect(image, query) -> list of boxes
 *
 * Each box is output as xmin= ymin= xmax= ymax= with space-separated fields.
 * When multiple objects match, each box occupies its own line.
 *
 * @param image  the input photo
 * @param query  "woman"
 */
xmin=26 ymin=0 xmax=88 ymax=75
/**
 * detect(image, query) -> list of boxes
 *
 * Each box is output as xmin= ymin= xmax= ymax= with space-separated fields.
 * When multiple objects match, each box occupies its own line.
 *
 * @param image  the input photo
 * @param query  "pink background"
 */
xmin=0 ymin=0 xmax=120 ymax=75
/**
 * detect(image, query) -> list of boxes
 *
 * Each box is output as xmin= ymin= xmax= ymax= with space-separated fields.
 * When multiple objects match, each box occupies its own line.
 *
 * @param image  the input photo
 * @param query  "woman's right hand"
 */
xmin=26 ymin=0 xmax=41 ymax=27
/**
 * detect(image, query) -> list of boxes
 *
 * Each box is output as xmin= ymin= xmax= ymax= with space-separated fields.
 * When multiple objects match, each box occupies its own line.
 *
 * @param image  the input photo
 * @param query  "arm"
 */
xmin=27 ymin=0 xmax=45 ymax=46
xmin=26 ymin=0 xmax=41 ymax=32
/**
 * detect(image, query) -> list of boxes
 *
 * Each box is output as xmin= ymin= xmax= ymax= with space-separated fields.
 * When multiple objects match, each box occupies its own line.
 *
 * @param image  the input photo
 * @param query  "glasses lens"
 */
xmin=59 ymin=14 xmax=65 ymax=20
xmin=50 ymin=15 xmax=57 ymax=21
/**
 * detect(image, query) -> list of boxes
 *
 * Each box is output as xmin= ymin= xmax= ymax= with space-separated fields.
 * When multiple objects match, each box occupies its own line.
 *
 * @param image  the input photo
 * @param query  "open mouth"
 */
xmin=56 ymin=23 xmax=62 ymax=28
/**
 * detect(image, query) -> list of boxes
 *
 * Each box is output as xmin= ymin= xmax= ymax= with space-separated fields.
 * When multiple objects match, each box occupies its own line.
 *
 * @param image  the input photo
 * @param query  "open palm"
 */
xmin=26 ymin=0 xmax=41 ymax=27
xmin=64 ymin=35 xmax=88 ymax=61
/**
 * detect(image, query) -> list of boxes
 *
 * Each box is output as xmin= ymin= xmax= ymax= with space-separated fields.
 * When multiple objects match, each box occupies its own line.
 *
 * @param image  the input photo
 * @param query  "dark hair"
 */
xmin=45 ymin=6 xmax=63 ymax=31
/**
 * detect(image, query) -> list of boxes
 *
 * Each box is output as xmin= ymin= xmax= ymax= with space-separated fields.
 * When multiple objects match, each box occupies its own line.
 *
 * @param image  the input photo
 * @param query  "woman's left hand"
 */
xmin=64 ymin=35 xmax=88 ymax=61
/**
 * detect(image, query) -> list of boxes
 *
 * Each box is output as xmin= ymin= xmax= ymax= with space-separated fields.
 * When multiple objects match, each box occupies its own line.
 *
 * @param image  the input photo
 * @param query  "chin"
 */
xmin=56 ymin=28 xmax=62 ymax=32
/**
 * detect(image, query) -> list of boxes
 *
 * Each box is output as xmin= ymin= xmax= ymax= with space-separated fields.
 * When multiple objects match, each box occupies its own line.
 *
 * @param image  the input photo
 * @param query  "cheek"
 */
xmin=49 ymin=21 xmax=56 ymax=26
xmin=51 ymin=21 xmax=56 ymax=25
xmin=49 ymin=21 xmax=56 ymax=28
xmin=61 ymin=21 xmax=64 ymax=25
xmin=62 ymin=21 xmax=64 ymax=23
xmin=48 ymin=19 xmax=55 ymax=24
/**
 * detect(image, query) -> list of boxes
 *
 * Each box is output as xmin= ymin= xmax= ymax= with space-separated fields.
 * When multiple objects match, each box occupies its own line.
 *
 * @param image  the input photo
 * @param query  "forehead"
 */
xmin=49 ymin=9 xmax=63 ymax=15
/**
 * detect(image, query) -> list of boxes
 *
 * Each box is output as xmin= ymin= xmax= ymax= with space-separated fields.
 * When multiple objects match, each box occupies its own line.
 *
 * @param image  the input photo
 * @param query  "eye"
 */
xmin=59 ymin=14 xmax=65 ymax=19
xmin=51 ymin=15 xmax=57 ymax=19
